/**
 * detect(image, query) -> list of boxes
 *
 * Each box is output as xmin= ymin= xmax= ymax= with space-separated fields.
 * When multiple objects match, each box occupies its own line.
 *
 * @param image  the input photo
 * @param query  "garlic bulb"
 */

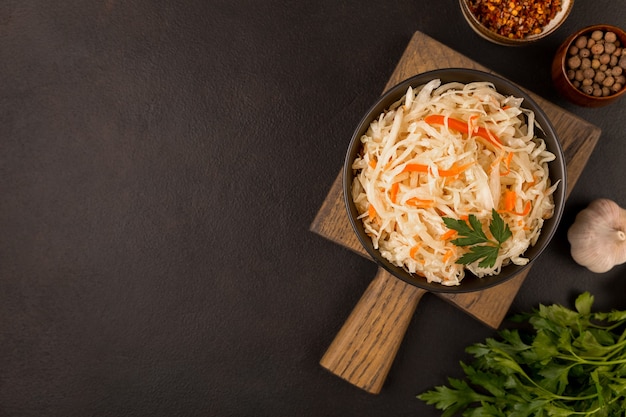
xmin=567 ymin=199 xmax=626 ymax=273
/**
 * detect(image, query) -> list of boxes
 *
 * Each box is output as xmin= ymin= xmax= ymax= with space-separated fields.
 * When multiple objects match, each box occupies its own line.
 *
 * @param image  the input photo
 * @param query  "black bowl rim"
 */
xmin=343 ymin=68 xmax=567 ymax=293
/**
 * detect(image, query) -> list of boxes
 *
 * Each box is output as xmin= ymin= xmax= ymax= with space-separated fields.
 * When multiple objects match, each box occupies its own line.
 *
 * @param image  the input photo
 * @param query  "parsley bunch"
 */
xmin=418 ymin=293 xmax=626 ymax=416
xmin=442 ymin=209 xmax=512 ymax=269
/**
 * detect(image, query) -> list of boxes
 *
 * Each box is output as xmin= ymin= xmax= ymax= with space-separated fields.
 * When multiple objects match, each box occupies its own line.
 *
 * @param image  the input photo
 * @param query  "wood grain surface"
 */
xmin=319 ymin=269 xmax=427 ymax=394
xmin=313 ymin=31 xmax=602 ymax=394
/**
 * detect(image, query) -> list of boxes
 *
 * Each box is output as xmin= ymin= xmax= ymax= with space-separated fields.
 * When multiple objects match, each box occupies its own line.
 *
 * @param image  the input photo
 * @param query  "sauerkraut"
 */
xmin=351 ymin=79 xmax=559 ymax=286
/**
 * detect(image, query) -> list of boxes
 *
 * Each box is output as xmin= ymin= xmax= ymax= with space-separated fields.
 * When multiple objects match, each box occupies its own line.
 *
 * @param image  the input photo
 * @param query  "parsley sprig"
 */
xmin=442 ymin=209 xmax=512 ymax=268
xmin=418 ymin=292 xmax=626 ymax=416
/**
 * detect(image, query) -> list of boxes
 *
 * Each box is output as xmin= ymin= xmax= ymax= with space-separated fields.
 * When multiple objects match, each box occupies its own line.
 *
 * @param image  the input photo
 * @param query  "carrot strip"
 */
xmin=511 ymin=201 xmax=532 ymax=216
xmin=475 ymin=126 xmax=502 ymax=147
xmin=406 ymin=198 xmax=435 ymax=208
xmin=402 ymin=163 xmax=429 ymax=174
xmin=424 ymin=114 xmax=469 ymax=134
xmin=368 ymin=159 xmax=377 ymax=169
xmin=443 ymin=249 xmax=454 ymax=263
xmin=440 ymin=229 xmax=457 ymax=240
xmin=500 ymin=192 xmax=532 ymax=216
xmin=389 ymin=182 xmax=399 ymax=203
xmin=368 ymin=204 xmax=377 ymax=220
xmin=503 ymin=190 xmax=516 ymax=212
xmin=438 ymin=162 xmax=474 ymax=177
xmin=410 ymin=244 xmax=421 ymax=259
xmin=500 ymin=152 xmax=514 ymax=176
xmin=402 ymin=162 xmax=473 ymax=177
xmin=424 ymin=114 xmax=502 ymax=147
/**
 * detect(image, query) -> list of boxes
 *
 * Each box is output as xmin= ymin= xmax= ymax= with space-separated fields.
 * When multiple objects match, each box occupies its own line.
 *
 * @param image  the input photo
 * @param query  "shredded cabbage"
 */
xmin=351 ymin=80 xmax=559 ymax=286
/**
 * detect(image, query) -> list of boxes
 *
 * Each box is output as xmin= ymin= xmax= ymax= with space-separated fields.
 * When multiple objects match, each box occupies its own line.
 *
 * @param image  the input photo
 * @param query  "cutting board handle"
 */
xmin=320 ymin=268 xmax=427 ymax=394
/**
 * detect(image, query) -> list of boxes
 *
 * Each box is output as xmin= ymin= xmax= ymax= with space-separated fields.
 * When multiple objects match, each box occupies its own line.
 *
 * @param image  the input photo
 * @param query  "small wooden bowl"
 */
xmin=552 ymin=24 xmax=626 ymax=107
xmin=459 ymin=0 xmax=573 ymax=46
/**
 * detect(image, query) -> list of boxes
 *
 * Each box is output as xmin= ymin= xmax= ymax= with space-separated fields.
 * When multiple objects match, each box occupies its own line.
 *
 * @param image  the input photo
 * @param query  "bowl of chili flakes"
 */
xmin=459 ymin=0 xmax=574 ymax=46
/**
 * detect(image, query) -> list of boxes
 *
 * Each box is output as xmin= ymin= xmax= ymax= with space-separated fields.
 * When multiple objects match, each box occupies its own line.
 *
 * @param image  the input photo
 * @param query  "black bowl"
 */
xmin=343 ymin=68 xmax=567 ymax=293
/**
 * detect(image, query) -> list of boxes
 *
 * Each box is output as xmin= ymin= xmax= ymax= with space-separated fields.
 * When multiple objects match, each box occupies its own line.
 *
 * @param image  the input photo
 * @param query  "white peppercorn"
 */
xmin=600 ymin=54 xmax=611 ymax=65
xmin=575 ymin=69 xmax=584 ymax=81
xmin=581 ymin=58 xmax=592 ymax=69
xmin=574 ymin=36 xmax=587 ymax=49
xmin=591 ymin=43 xmax=604 ymax=55
xmin=594 ymin=71 xmax=606 ymax=83
xmin=568 ymin=55 xmax=581 ymax=69
xmin=605 ymin=42 xmax=616 ymax=54
xmin=605 ymin=31 xmax=618 ymax=43
xmin=591 ymin=30 xmax=604 ymax=41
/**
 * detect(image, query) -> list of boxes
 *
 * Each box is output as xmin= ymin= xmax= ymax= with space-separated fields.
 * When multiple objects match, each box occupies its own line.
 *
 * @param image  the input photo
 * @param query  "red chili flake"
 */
xmin=467 ymin=0 xmax=563 ymax=39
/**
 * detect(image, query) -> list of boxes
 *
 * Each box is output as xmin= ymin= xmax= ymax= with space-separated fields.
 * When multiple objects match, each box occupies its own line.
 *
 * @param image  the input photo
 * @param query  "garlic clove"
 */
xmin=567 ymin=199 xmax=626 ymax=273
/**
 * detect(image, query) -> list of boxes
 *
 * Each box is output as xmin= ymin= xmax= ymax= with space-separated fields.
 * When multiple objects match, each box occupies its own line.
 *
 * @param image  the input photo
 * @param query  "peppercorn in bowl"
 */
xmin=551 ymin=24 xmax=626 ymax=107
xmin=459 ymin=0 xmax=573 ymax=46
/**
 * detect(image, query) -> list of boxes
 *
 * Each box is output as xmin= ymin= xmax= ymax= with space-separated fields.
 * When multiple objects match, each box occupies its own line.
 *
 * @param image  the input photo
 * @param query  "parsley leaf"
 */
xmin=489 ymin=208 xmax=512 ymax=244
xmin=457 ymin=244 xmax=499 ymax=268
xmin=418 ymin=292 xmax=626 ymax=416
xmin=442 ymin=209 xmax=512 ymax=268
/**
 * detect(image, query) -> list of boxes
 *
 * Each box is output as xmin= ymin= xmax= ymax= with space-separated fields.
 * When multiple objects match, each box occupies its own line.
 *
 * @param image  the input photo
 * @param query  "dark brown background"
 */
xmin=1 ymin=1 xmax=625 ymax=416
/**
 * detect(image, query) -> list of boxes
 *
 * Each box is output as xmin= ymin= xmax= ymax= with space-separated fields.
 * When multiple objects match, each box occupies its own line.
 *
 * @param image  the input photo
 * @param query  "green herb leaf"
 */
xmin=575 ymin=292 xmax=594 ymax=316
xmin=443 ymin=209 xmax=512 ymax=268
xmin=489 ymin=209 xmax=512 ymax=244
xmin=417 ymin=378 xmax=492 ymax=417
xmin=457 ymin=245 xmax=499 ymax=269
xmin=418 ymin=292 xmax=626 ymax=416
xmin=443 ymin=216 xmax=487 ymax=245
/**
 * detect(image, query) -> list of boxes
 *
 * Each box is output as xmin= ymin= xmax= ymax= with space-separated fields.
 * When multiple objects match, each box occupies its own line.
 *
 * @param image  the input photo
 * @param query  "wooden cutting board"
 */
xmin=311 ymin=31 xmax=601 ymax=394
